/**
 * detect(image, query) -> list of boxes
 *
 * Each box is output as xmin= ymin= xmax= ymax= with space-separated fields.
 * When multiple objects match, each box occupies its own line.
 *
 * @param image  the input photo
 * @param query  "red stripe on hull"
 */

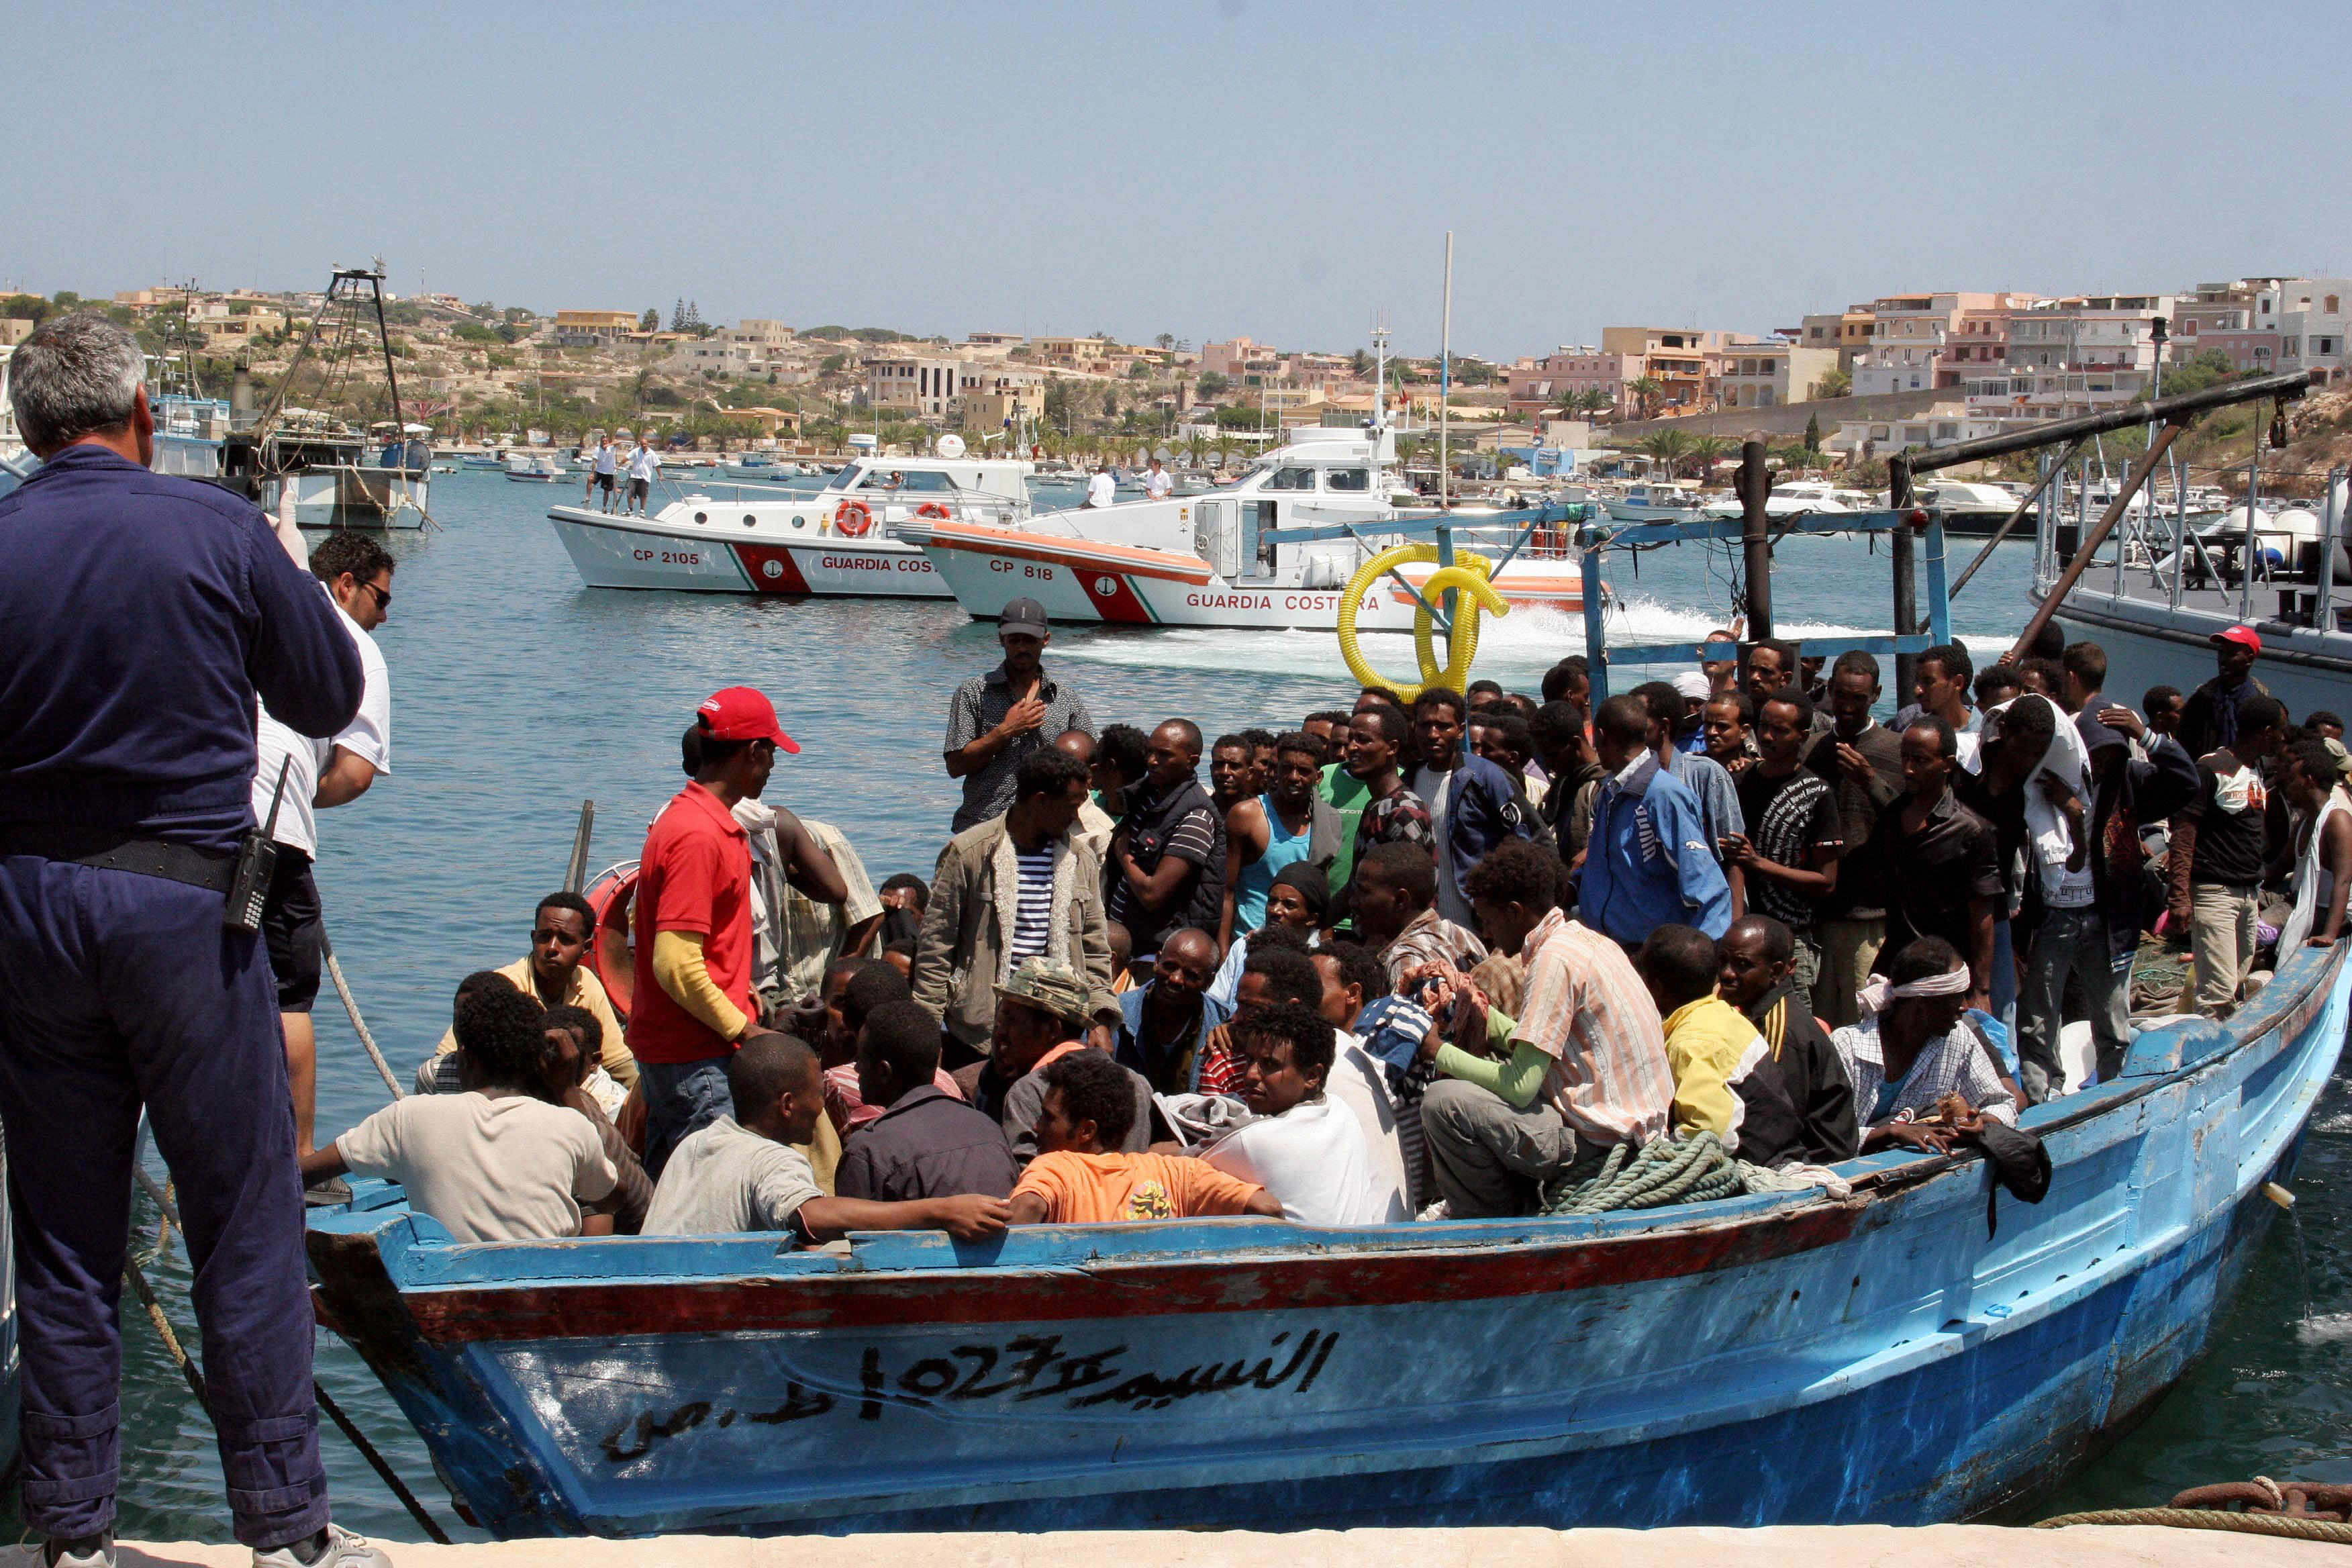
xmin=1073 ymin=571 xmax=1153 ymax=624
xmin=401 ymin=1201 xmax=1864 ymax=1345
xmin=732 ymin=542 xmax=814 ymax=594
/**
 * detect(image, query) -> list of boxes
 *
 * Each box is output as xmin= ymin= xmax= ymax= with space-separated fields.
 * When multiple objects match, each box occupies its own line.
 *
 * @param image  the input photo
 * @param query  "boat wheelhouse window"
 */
xmin=822 ymin=465 xmax=863 ymax=491
xmin=891 ymin=470 xmax=957 ymax=493
xmin=1325 ymin=468 xmax=1370 ymax=492
xmin=1264 ymin=467 xmax=1317 ymax=491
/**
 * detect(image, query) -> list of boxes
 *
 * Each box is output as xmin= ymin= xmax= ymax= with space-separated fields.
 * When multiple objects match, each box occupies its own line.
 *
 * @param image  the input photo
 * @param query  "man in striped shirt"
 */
xmin=1413 ymin=842 xmax=1673 ymax=1218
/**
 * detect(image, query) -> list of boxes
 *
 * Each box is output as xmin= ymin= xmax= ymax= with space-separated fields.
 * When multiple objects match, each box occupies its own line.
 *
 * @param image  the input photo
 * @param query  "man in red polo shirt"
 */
xmin=632 ymin=687 xmax=797 ymax=1175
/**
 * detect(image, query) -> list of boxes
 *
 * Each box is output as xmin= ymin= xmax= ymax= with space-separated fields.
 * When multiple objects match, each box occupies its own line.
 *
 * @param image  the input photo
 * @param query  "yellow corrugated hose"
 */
xmin=1338 ymin=543 xmax=1508 ymax=703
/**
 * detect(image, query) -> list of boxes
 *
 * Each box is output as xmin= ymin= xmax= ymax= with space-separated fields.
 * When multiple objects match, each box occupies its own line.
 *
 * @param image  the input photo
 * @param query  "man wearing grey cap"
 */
xmin=944 ymin=597 xmax=1095 ymax=832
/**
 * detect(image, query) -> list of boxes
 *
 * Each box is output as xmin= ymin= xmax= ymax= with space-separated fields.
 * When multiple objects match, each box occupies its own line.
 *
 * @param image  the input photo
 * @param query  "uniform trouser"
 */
xmin=0 ymin=858 xmax=326 ymax=1549
xmin=2016 ymin=904 xmax=2131 ymax=1102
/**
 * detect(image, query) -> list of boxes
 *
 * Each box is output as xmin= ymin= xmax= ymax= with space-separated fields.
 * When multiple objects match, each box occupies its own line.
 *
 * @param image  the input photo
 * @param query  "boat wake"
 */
xmin=2295 ymin=1312 xmax=2352 ymax=1346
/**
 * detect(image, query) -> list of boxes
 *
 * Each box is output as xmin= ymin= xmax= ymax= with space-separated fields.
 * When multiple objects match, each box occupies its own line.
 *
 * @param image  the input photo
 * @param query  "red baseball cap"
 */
xmin=696 ymin=687 xmax=799 ymax=752
xmin=2210 ymin=625 xmax=2262 ymax=654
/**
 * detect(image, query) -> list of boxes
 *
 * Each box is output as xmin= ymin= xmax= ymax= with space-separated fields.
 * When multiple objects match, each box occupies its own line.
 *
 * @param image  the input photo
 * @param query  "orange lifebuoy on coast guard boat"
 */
xmin=914 ymin=502 xmax=951 ymax=520
xmin=835 ymin=499 xmax=873 ymax=537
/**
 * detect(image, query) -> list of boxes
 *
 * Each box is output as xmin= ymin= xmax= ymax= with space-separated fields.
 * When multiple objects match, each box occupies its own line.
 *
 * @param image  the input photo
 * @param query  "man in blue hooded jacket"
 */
xmin=1574 ymin=694 xmax=1732 ymax=945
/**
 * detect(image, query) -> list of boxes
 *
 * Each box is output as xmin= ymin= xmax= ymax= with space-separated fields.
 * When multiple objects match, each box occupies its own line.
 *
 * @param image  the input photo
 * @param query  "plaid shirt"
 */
xmin=1832 ymin=1017 xmax=2018 ymax=1127
xmin=1510 ymin=910 xmax=1673 ymax=1146
xmin=1379 ymin=907 xmax=1487 ymax=988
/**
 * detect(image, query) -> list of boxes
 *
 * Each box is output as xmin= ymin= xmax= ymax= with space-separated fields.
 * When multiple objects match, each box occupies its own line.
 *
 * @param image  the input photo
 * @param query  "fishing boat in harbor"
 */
xmin=305 ymin=938 xmax=2350 ymax=1538
xmin=506 ymin=454 xmax=569 ymax=483
xmin=545 ymin=435 xmax=1026 ymax=596
xmin=902 ymin=425 xmax=1598 ymax=629
xmin=1602 ymin=481 xmax=1706 ymax=523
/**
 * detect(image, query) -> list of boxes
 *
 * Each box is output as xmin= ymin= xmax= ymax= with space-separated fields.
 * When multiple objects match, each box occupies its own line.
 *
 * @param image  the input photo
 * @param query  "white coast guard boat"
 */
xmin=899 ymin=425 xmax=1596 ymax=628
xmin=546 ymin=436 xmax=1034 ymax=596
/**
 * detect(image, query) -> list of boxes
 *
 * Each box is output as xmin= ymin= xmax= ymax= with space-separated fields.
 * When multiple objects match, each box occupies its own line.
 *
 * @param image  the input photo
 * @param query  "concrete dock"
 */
xmin=100 ymin=1526 xmax=2340 ymax=1567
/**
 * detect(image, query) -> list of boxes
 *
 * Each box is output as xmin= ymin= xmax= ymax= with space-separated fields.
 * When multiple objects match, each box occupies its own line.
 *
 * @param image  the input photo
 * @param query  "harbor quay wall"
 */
xmin=1604 ymin=389 xmax=1947 ymax=443
xmin=104 ymin=1526 xmax=2339 ymax=1567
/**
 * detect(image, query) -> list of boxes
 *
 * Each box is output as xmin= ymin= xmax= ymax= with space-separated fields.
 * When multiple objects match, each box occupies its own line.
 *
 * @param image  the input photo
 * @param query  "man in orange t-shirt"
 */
xmin=1009 ymin=1050 xmax=1281 ymax=1224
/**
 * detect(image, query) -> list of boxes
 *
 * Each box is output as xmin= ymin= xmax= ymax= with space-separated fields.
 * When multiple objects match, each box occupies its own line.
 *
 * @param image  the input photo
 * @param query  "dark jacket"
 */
xmin=1423 ymin=752 xmax=1538 ymax=914
xmin=2086 ymin=735 xmax=2201 ymax=959
xmin=2177 ymin=674 xmax=2269 ymax=762
xmin=1111 ymin=773 xmax=1226 ymax=952
xmin=1741 ymin=983 xmax=1857 ymax=1165
xmin=0 ymin=447 xmax=362 ymax=852
xmin=836 ymin=1085 xmax=1018 ymax=1201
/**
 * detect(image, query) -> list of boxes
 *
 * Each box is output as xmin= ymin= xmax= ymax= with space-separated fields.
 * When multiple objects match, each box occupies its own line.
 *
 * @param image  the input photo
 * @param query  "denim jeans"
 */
xmin=639 ymin=1056 xmax=734 ymax=1181
xmin=2018 ymin=904 xmax=2130 ymax=1102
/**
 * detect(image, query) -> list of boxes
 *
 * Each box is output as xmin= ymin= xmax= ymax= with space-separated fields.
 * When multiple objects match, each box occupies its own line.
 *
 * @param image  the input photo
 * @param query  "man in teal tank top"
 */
xmin=1222 ymin=733 xmax=1342 ymax=952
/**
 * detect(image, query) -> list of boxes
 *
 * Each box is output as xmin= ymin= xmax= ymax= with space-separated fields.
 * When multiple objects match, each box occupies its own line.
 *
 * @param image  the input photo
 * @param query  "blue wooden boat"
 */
xmin=307 ymin=943 xmax=2350 ymax=1538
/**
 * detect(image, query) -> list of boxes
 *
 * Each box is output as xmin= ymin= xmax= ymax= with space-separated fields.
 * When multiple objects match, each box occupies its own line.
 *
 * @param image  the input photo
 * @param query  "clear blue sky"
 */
xmin=12 ymin=0 xmax=2349 ymax=360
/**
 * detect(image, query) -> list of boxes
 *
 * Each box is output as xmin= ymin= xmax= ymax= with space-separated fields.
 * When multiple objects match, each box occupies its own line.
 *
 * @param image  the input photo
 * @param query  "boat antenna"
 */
xmin=1438 ymin=231 xmax=1453 ymax=511
xmin=1368 ymin=310 xmax=1390 ymax=436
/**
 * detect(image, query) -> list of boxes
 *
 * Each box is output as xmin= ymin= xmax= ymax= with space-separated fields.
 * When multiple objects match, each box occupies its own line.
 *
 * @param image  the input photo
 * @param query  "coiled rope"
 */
xmin=1541 ymin=1132 xmax=1744 ymax=1216
xmin=2037 ymin=1477 xmax=2352 ymax=1544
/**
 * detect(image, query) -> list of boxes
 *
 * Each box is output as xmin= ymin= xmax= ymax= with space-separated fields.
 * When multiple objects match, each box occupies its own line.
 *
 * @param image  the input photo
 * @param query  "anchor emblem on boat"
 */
xmin=1095 ymin=576 xmax=1117 ymax=596
xmin=763 ymin=560 xmax=783 ymax=579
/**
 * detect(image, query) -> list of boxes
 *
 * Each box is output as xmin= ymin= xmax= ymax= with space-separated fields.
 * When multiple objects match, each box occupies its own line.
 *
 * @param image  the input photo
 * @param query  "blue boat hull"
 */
xmin=308 ymin=944 xmax=2349 ymax=1538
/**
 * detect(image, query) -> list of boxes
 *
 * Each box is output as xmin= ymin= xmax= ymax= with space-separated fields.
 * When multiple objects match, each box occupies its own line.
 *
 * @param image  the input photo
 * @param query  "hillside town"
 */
xmin=2 ymin=274 xmax=2347 ymax=492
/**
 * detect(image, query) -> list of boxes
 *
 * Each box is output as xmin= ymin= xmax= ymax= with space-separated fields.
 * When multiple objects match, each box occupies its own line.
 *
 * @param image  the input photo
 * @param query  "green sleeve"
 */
xmin=1434 ymin=1038 xmax=1553 ymax=1110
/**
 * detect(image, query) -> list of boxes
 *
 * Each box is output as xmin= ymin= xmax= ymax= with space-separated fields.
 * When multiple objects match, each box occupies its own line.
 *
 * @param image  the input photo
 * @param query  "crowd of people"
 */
xmin=320 ymin=597 xmax=2352 ymax=1251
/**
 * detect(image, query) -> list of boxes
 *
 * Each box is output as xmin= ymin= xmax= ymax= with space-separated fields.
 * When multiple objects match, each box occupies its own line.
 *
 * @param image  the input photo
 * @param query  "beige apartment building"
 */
xmin=1714 ymin=344 xmax=1841 ymax=409
xmin=552 ymin=310 xmax=641 ymax=347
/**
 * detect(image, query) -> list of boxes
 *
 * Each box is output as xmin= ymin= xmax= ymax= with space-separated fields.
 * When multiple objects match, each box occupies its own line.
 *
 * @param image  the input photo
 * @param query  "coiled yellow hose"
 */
xmin=1338 ymin=543 xmax=1509 ymax=703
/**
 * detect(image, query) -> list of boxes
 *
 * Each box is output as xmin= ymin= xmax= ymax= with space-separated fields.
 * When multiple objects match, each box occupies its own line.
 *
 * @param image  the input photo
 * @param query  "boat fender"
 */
xmin=836 ymin=499 xmax=873 ymax=538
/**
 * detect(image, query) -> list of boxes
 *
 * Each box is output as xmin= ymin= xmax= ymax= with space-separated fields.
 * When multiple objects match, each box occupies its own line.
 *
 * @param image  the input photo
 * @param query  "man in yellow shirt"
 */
xmin=1633 ymin=924 xmax=1804 ymax=1166
xmin=434 ymin=891 xmax=634 ymax=1087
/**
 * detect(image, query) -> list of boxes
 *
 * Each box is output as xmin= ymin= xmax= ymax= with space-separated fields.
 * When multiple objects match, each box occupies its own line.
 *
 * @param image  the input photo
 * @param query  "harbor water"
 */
xmin=29 ymin=468 xmax=2348 ymax=1545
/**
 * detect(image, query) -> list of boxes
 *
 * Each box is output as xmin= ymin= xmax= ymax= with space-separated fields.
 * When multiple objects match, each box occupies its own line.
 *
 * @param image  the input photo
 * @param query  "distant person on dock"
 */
xmin=250 ymin=529 xmax=396 ymax=1196
xmin=1085 ymin=464 xmax=1116 ymax=508
xmin=643 ymin=1030 xmax=1009 ymax=1241
xmin=1143 ymin=456 xmax=1173 ymax=501
xmin=944 ymin=597 xmax=1095 ymax=834
xmin=2177 ymin=625 xmax=2271 ymax=759
xmin=835 ymin=1000 xmax=1018 ymax=1202
xmin=589 ymin=435 xmax=620 ymax=512
xmin=0 ymin=313 xmax=387 ymax=1567
xmin=630 ymin=688 xmax=798 ymax=1177
xmin=431 ymin=891 xmax=635 ymax=1089
xmin=1804 ymin=653 xmax=1904 ymax=1028
xmin=2169 ymin=693 xmax=2287 ymax=1018
xmin=1008 ymin=1050 xmax=1280 ymax=1223
xmin=625 ymin=435 xmax=660 ymax=516
xmin=912 ymin=747 xmax=1118 ymax=1063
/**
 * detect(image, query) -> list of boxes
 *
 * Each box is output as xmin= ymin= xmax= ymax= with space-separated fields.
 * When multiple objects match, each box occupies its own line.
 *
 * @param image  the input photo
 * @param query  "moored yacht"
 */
xmin=546 ymin=435 xmax=1029 ymax=595
xmin=1698 ymin=478 xmax=1872 ymax=520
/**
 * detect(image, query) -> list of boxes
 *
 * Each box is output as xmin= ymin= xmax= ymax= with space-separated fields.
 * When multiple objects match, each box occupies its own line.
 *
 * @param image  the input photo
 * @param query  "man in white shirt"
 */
xmin=1143 ymin=457 xmax=1173 ymax=502
xmin=254 ymin=531 xmax=394 ymax=1184
xmin=1085 ymin=466 xmax=1116 ymax=509
xmin=591 ymin=436 xmax=620 ymax=512
xmin=1200 ymin=1001 xmax=1399 ymax=1225
xmin=626 ymin=436 xmax=660 ymax=517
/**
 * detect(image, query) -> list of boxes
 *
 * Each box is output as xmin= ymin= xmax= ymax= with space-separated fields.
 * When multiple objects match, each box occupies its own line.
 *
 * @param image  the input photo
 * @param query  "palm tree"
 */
xmin=1685 ymin=435 xmax=1729 ymax=479
xmin=1817 ymin=367 xmax=1853 ymax=399
xmin=1637 ymin=430 xmax=1694 ymax=477
xmin=1183 ymin=431 xmax=1210 ymax=470
xmin=1628 ymin=377 xmax=1665 ymax=420
xmin=1212 ymin=433 xmax=1238 ymax=473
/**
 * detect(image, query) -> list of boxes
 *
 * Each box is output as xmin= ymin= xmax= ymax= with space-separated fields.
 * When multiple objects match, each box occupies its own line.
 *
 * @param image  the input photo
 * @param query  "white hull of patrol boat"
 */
xmin=547 ymin=503 xmax=950 ymax=596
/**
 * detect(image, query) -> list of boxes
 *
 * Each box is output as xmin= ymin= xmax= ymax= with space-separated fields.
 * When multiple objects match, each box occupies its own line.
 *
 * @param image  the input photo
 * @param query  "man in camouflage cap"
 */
xmin=953 ymin=957 xmax=1153 ymax=1164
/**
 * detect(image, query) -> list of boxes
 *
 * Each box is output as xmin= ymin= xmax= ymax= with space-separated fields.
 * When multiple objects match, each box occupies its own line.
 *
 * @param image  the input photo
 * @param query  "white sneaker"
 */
xmin=13 ymin=1536 xmax=113 ymax=1568
xmin=251 ymin=1524 xmax=390 ymax=1568
xmin=1416 ymin=1198 xmax=1452 ymax=1221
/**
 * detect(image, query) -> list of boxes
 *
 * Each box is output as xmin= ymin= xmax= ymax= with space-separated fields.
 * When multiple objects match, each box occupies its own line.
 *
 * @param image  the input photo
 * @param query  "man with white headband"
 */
xmin=1832 ymin=937 xmax=2017 ymax=1155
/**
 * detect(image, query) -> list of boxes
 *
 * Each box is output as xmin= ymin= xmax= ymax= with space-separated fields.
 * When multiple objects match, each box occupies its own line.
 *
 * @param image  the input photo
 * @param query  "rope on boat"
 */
xmin=323 ymin=931 xmax=404 ymax=1099
xmin=313 ymin=1380 xmax=456 ymax=1547
xmin=2035 ymin=1509 xmax=2352 ymax=1544
xmin=1540 ymin=1132 xmax=1743 ymax=1216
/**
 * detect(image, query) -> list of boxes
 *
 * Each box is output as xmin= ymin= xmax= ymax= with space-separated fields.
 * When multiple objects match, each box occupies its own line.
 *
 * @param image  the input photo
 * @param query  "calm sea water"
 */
xmin=32 ymin=466 xmax=2347 ymax=1544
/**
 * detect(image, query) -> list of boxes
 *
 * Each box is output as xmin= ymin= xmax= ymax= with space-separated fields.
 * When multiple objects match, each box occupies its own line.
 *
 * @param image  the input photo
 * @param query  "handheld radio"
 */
xmin=226 ymin=758 xmax=291 ymax=934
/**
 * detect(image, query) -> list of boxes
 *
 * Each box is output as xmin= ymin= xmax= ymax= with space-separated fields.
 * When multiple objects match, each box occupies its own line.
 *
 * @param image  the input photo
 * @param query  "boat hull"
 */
xmin=911 ymin=521 xmax=1589 ymax=628
xmin=548 ymin=506 xmax=949 ymax=597
xmin=309 ymin=943 xmax=2349 ymax=1539
xmin=2042 ymin=581 xmax=2352 ymax=720
xmin=269 ymin=468 xmax=430 ymax=530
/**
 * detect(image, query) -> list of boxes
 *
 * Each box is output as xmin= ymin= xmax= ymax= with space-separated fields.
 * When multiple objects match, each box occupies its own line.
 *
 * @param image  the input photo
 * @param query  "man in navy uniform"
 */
xmin=0 ymin=313 xmax=389 ymax=1567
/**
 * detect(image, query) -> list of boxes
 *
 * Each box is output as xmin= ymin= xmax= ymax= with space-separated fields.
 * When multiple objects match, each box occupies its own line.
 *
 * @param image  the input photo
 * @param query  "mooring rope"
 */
xmin=322 ymin=930 xmax=403 ymax=1099
xmin=1540 ymin=1132 xmax=1744 ymax=1216
xmin=2035 ymin=1508 xmax=2352 ymax=1544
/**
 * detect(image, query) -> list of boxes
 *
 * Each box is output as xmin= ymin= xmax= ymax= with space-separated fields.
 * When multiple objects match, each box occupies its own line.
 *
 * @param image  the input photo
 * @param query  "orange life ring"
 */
xmin=914 ymin=501 xmax=951 ymax=520
xmin=835 ymin=499 xmax=873 ymax=537
xmin=583 ymin=863 xmax=639 ymax=1018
